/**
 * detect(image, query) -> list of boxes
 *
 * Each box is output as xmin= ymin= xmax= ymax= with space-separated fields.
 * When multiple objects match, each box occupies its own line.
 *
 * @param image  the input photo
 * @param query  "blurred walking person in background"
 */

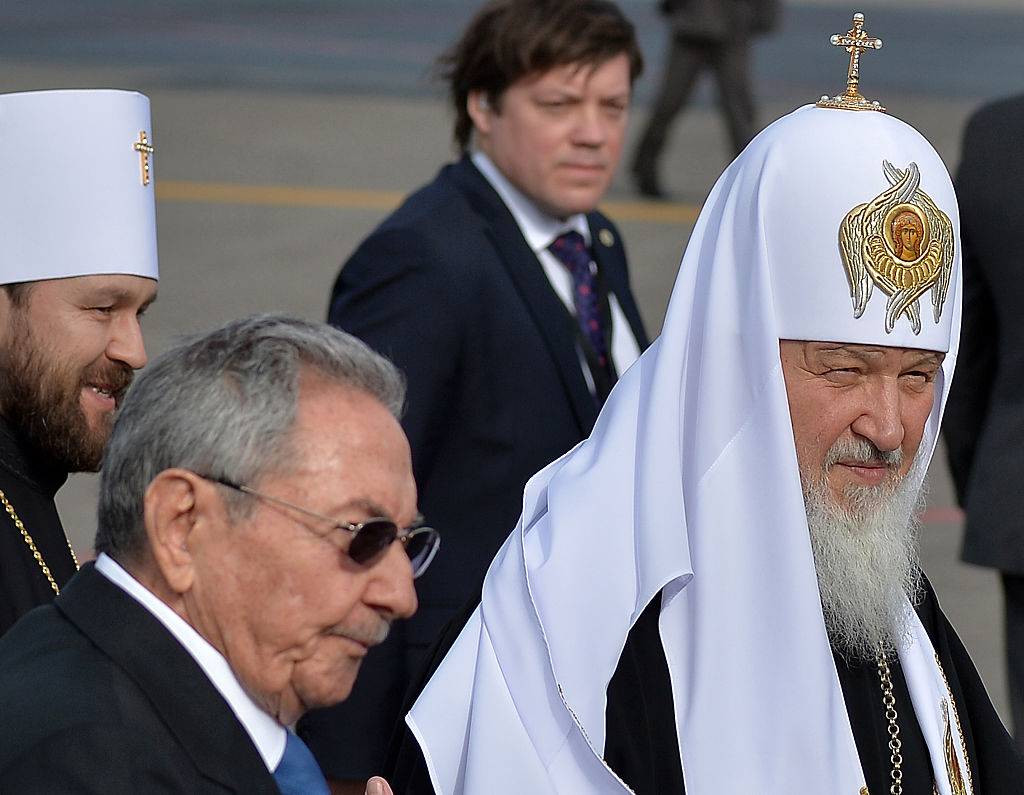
xmin=631 ymin=0 xmax=779 ymax=198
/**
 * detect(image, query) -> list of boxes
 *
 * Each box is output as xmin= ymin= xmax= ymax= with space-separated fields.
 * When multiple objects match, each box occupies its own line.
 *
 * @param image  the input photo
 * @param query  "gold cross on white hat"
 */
xmin=816 ymin=13 xmax=886 ymax=113
xmin=133 ymin=130 xmax=154 ymax=185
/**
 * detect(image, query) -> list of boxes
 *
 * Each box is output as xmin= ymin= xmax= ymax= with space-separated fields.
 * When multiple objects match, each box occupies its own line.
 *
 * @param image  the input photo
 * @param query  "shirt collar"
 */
xmin=471 ymin=151 xmax=591 ymax=252
xmin=94 ymin=553 xmax=287 ymax=771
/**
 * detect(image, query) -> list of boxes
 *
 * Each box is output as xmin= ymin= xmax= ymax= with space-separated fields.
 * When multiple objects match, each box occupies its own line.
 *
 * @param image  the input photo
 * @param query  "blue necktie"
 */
xmin=273 ymin=731 xmax=329 ymax=795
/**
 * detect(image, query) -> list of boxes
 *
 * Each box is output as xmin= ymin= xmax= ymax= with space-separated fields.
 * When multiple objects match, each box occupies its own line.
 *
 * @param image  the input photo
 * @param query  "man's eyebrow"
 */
xmin=79 ymin=286 xmax=157 ymax=306
xmin=328 ymin=498 xmax=422 ymax=527
xmin=814 ymin=345 xmax=945 ymax=367
xmin=905 ymin=350 xmax=944 ymax=367
xmin=815 ymin=345 xmax=881 ymax=361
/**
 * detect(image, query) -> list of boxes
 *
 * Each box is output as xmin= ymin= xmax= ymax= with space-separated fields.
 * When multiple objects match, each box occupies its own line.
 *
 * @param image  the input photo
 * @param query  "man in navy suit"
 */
xmin=313 ymin=1 xmax=650 ymax=789
xmin=0 ymin=314 xmax=437 ymax=794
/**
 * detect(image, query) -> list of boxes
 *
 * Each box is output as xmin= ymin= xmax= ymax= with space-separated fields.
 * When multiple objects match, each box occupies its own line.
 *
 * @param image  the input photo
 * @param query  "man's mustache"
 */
xmin=824 ymin=438 xmax=903 ymax=469
xmin=81 ymin=361 xmax=135 ymax=404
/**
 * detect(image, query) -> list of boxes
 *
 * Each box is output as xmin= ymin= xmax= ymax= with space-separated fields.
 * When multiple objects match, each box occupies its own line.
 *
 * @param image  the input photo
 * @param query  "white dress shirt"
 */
xmin=95 ymin=553 xmax=287 ymax=772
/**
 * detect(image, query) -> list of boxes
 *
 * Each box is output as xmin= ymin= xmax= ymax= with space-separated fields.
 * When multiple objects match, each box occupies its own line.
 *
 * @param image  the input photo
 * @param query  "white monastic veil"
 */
xmin=409 ymin=105 xmax=962 ymax=794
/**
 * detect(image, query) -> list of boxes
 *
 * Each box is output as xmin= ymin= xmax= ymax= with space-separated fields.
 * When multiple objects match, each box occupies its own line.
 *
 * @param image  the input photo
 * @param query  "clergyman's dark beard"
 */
xmin=802 ymin=438 xmax=926 ymax=661
xmin=0 ymin=325 xmax=132 ymax=473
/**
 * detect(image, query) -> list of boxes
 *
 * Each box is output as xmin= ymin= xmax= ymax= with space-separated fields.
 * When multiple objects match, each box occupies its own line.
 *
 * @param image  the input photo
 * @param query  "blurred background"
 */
xmin=1 ymin=0 xmax=1020 ymax=718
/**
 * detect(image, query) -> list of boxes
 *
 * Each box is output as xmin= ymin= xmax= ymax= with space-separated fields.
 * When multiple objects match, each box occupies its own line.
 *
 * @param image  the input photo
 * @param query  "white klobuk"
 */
xmin=0 ymin=89 xmax=158 ymax=284
xmin=409 ymin=104 xmax=962 ymax=794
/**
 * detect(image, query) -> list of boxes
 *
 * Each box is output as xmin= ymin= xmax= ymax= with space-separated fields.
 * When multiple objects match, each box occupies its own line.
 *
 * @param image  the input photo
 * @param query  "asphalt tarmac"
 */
xmin=1 ymin=0 xmax=1020 ymax=724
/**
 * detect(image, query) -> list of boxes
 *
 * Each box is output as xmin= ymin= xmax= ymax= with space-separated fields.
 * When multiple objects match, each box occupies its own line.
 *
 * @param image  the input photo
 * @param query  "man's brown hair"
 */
xmin=437 ymin=0 xmax=644 ymax=152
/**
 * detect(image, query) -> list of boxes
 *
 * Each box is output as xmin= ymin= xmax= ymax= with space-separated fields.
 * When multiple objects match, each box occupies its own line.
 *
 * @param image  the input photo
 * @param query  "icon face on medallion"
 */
xmin=838 ymin=160 xmax=954 ymax=334
xmin=889 ymin=207 xmax=924 ymax=262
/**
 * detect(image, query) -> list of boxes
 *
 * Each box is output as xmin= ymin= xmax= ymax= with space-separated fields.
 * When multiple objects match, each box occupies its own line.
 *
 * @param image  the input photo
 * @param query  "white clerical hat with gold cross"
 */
xmin=0 ymin=89 xmax=159 ymax=284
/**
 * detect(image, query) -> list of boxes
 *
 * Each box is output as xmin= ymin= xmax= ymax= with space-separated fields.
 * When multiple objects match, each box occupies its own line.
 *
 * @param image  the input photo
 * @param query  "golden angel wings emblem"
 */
xmin=838 ymin=160 xmax=954 ymax=334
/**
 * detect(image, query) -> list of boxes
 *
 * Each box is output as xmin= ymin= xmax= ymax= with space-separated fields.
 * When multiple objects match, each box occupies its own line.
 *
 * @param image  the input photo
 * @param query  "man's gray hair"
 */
xmin=94 ymin=312 xmax=406 ymax=563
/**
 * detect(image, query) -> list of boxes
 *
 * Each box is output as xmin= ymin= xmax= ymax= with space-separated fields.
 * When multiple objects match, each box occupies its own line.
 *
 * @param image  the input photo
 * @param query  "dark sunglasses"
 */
xmin=199 ymin=474 xmax=439 ymax=578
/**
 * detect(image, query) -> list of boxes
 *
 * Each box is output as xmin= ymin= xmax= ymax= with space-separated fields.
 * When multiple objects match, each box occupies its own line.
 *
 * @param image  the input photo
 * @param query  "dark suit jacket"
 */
xmin=0 ymin=563 xmax=280 ymax=793
xmin=305 ymin=155 xmax=649 ymax=778
xmin=662 ymin=0 xmax=779 ymax=40
xmin=943 ymin=94 xmax=1024 ymax=575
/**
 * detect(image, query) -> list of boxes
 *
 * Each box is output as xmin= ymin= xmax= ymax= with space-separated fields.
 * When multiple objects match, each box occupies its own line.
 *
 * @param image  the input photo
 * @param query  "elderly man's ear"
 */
xmin=142 ymin=468 xmax=212 ymax=596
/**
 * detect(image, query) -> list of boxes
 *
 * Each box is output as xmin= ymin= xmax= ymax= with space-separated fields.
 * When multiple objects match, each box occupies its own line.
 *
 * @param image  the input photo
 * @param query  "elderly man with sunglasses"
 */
xmin=0 ymin=313 xmax=438 ymax=795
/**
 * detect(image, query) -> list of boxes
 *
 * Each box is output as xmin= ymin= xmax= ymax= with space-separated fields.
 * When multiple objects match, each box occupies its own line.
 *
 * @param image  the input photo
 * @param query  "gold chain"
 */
xmin=0 ymin=486 xmax=79 ymax=596
xmin=876 ymin=648 xmax=904 ymax=795
xmin=871 ymin=646 xmax=972 ymax=795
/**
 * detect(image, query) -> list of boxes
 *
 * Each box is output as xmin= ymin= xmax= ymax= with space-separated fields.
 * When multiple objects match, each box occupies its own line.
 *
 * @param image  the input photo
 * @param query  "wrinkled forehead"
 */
xmin=781 ymin=339 xmax=946 ymax=366
xmin=755 ymin=106 xmax=959 ymax=354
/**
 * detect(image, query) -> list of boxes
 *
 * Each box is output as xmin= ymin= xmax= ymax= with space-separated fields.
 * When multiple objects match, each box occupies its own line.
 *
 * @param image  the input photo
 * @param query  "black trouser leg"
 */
xmin=709 ymin=36 xmax=755 ymax=155
xmin=1003 ymin=571 xmax=1024 ymax=751
xmin=631 ymin=35 xmax=706 ymax=193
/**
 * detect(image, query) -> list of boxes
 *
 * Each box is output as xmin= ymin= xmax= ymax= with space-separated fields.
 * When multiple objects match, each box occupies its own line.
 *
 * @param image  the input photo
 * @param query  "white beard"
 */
xmin=802 ymin=438 xmax=927 ymax=661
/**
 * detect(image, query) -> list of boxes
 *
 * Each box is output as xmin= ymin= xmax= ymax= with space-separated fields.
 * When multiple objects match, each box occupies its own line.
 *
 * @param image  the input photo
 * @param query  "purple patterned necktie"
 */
xmin=549 ymin=231 xmax=611 ymax=374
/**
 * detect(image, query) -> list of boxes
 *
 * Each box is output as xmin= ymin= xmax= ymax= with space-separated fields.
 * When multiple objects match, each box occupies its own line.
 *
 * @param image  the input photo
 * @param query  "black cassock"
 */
xmin=383 ymin=577 xmax=1024 ymax=794
xmin=0 ymin=417 xmax=77 ymax=637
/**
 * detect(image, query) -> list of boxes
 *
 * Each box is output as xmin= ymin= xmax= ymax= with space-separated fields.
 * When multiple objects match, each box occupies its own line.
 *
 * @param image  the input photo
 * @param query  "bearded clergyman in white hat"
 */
xmin=384 ymin=14 xmax=1024 ymax=794
xmin=0 ymin=89 xmax=159 ymax=636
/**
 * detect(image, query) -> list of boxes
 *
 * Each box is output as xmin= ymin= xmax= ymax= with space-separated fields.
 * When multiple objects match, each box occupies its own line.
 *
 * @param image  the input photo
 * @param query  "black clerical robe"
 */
xmin=0 ymin=417 xmax=77 ymax=636
xmin=386 ymin=577 xmax=1024 ymax=793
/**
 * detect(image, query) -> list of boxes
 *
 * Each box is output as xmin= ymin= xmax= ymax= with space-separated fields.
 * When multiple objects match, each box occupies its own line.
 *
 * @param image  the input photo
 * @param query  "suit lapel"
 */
xmin=449 ymin=157 xmax=598 ymax=432
xmin=56 ymin=564 xmax=278 ymax=794
xmin=587 ymin=211 xmax=650 ymax=351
